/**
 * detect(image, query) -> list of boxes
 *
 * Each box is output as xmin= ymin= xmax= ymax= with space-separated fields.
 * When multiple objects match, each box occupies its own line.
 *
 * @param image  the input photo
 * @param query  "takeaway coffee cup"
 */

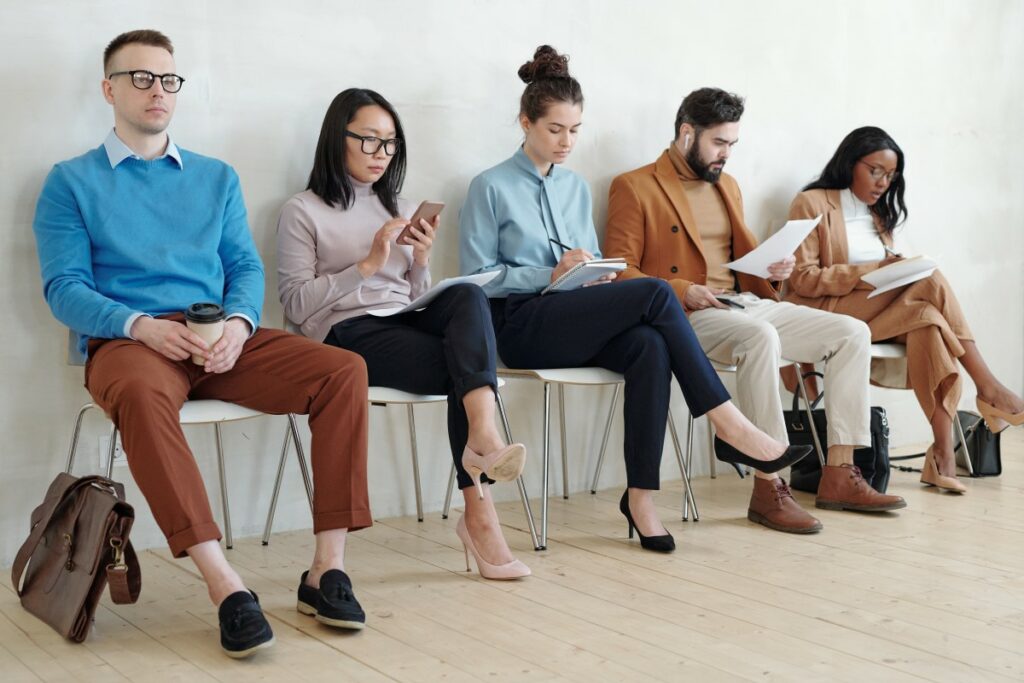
xmin=185 ymin=303 xmax=226 ymax=365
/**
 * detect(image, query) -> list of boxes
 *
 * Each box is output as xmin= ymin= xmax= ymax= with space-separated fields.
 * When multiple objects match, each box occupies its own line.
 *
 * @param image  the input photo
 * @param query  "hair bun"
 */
xmin=518 ymin=45 xmax=570 ymax=84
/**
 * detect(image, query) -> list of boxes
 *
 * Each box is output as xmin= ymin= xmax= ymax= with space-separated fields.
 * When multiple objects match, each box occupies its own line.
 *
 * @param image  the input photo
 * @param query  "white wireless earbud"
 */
xmin=684 ymin=134 xmax=691 ymax=147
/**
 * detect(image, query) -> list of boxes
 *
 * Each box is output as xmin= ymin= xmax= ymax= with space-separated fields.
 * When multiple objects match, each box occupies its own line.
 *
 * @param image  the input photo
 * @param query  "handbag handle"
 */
xmin=791 ymin=371 xmax=825 ymax=413
xmin=11 ymin=474 xmax=139 ymax=604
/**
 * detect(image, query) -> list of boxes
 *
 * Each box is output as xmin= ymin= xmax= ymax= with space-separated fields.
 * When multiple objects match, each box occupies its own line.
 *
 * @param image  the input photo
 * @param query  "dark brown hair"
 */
xmin=674 ymin=87 xmax=744 ymax=139
xmin=103 ymin=30 xmax=174 ymax=74
xmin=518 ymin=45 xmax=583 ymax=121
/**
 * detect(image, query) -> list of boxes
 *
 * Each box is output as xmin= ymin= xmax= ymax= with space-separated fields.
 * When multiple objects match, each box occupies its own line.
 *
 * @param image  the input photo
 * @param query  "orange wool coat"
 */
xmin=604 ymin=150 xmax=777 ymax=306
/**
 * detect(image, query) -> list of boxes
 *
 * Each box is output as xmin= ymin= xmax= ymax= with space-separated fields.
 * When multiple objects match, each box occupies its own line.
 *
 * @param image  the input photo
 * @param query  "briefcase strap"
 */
xmin=12 ymin=475 xmax=140 ymax=605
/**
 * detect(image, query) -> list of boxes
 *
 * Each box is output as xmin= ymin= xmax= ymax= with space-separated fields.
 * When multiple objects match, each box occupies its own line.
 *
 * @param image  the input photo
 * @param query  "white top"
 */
xmin=840 ymin=188 xmax=886 ymax=264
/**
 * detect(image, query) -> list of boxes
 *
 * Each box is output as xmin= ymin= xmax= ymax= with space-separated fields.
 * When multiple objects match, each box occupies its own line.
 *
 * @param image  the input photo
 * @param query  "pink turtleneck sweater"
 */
xmin=277 ymin=179 xmax=431 ymax=342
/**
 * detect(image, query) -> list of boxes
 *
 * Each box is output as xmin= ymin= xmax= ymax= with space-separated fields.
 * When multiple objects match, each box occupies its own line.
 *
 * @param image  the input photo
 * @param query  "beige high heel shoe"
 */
xmin=920 ymin=446 xmax=966 ymax=494
xmin=455 ymin=515 xmax=531 ymax=580
xmin=976 ymin=397 xmax=1024 ymax=434
xmin=461 ymin=443 xmax=526 ymax=499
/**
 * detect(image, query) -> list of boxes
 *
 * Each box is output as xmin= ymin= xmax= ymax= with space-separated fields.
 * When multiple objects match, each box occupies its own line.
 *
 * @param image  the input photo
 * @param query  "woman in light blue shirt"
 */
xmin=460 ymin=46 xmax=812 ymax=553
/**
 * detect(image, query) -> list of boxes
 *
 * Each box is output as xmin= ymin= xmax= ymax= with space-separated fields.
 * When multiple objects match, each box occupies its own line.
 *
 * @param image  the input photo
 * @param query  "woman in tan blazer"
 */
xmin=786 ymin=126 xmax=1023 ymax=493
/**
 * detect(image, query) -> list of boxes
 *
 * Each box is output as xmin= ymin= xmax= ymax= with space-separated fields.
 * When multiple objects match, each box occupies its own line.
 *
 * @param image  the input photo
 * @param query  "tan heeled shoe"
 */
xmin=461 ymin=443 xmax=526 ymax=499
xmin=454 ymin=515 xmax=530 ymax=580
xmin=920 ymin=446 xmax=966 ymax=494
xmin=976 ymin=397 xmax=1024 ymax=434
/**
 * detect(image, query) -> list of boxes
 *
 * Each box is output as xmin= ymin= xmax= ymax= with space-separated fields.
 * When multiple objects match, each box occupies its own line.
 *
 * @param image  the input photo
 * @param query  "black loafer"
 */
xmin=714 ymin=437 xmax=813 ymax=474
xmin=218 ymin=590 xmax=274 ymax=658
xmin=297 ymin=569 xmax=366 ymax=630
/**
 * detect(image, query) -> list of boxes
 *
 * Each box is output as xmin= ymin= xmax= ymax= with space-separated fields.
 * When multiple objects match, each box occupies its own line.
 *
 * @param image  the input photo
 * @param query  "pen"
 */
xmin=549 ymin=238 xmax=573 ymax=252
xmin=884 ymin=245 xmax=902 ymax=258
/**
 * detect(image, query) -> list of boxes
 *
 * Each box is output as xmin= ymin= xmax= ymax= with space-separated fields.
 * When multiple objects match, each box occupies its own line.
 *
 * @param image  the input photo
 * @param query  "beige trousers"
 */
xmin=689 ymin=293 xmax=872 ymax=448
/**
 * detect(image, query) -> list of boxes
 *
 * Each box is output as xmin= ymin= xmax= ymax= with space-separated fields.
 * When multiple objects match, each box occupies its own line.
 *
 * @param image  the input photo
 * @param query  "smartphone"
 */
xmin=715 ymin=296 xmax=745 ymax=309
xmin=397 ymin=201 xmax=445 ymax=245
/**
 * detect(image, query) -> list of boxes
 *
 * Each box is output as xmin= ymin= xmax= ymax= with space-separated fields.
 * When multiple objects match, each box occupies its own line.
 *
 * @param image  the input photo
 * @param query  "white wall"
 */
xmin=2 ymin=0 xmax=1022 ymax=566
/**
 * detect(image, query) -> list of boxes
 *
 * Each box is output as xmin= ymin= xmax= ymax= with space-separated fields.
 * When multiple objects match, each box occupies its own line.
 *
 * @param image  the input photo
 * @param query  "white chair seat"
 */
xmin=178 ymin=399 xmax=266 ymax=424
xmin=367 ymin=377 xmax=505 ymax=405
xmin=870 ymin=342 xmax=907 ymax=359
xmin=498 ymin=366 xmax=623 ymax=386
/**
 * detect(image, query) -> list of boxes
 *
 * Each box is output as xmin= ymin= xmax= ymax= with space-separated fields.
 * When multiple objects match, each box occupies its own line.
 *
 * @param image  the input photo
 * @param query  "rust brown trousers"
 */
xmin=786 ymin=189 xmax=973 ymax=423
xmin=85 ymin=318 xmax=370 ymax=557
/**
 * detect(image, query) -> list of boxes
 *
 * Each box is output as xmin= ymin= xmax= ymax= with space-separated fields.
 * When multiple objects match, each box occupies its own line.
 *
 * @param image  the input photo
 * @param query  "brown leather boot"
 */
xmin=816 ymin=464 xmax=907 ymax=512
xmin=748 ymin=477 xmax=822 ymax=533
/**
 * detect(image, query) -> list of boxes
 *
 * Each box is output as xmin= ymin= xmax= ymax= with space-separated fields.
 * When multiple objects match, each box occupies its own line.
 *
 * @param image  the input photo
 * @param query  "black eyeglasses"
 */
xmin=858 ymin=160 xmax=899 ymax=183
xmin=345 ymin=131 xmax=401 ymax=156
xmin=108 ymin=70 xmax=185 ymax=93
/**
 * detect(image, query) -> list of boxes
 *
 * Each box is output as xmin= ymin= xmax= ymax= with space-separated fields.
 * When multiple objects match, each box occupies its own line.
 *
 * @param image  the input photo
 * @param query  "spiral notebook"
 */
xmin=541 ymin=258 xmax=627 ymax=294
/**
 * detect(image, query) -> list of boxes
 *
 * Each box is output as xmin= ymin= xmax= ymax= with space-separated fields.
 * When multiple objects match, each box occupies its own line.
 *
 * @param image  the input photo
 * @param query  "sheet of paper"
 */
xmin=725 ymin=215 xmax=822 ymax=278
xmin=862 ymin=255 xmax=938 ymax=298
xmin=366 ymin=271 xmax=499 ymax=317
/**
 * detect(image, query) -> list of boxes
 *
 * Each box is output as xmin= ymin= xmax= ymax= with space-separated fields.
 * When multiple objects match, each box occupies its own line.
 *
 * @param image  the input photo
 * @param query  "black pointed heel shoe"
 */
xmin=618 ymin=490 xmax=675 ymax=553
xmin=714 ymin=437 xmax=813 ymax=474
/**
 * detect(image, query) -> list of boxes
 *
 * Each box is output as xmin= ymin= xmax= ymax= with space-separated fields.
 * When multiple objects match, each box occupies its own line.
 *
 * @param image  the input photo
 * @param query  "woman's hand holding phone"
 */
xmin=404 ymin=215 xmax=438 ymax=266
xmin=357 ymin=217 xmax=408 ymax=278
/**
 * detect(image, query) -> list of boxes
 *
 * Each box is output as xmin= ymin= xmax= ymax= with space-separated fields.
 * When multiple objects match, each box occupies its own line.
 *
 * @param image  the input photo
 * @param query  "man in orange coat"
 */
xmin=605 ymin=88 xmax=905 ymax=533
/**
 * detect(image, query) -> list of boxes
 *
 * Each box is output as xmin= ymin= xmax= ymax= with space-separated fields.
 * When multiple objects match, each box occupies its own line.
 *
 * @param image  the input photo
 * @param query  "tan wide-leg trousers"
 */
xmin=689 ymin=294 xmax=872 ymax=447
xmin=85 ymin=318 xmax=370 ymax=557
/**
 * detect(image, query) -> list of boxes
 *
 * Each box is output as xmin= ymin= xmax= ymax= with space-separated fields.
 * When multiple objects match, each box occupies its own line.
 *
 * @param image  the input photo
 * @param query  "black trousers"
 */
xmin=493 ymin=278 xmax=731 ymax=489
xmin=326 ymin=284 xmax=497 ymax=490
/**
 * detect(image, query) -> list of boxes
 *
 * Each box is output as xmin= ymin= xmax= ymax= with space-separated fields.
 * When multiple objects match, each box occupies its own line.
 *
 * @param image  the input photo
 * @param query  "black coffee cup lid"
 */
xmin=185 ymin=302 xmax=226 ymax=323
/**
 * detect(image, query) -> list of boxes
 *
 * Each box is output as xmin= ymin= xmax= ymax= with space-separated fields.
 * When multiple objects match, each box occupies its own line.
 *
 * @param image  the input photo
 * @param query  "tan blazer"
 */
xmin=605 ymin=150 xmax=777 ymax=307
xmin=786 ymin=188 xmax=893 ymax=312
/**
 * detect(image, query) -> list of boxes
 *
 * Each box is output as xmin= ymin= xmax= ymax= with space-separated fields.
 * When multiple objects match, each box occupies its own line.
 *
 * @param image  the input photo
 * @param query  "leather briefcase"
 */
xmin=11 ymin=473 xmax=141 ymax=642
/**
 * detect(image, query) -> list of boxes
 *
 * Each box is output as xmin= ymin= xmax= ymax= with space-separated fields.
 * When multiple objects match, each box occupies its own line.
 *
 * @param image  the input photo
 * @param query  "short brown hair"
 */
xmin=103 ymin=30 xmax=174 ymax=75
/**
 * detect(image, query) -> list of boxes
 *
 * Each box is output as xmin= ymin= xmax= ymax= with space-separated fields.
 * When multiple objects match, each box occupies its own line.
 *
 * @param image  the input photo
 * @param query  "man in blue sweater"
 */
xmin=33 ymin=30 xmax=371 ymax=658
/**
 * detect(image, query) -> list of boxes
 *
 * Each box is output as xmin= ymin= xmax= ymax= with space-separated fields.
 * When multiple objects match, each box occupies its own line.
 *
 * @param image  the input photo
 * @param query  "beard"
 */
xmin=685 ymin=143 xmax=724 ymax=184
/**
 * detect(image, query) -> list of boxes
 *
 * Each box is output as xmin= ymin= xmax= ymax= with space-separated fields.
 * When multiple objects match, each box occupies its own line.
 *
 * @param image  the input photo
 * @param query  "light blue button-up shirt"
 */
xmin=104 ymin=128 xmax=183 ymax=169
xmin=459 ymin=147 xmax=602 ymax=297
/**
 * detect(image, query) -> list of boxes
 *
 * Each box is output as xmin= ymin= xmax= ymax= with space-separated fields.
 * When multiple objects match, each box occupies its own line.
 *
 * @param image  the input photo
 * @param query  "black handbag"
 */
xmin=785 ymin=373 xmax=891 ymax=494
xmin=955 ymin=410 xmax=1001 ymax=476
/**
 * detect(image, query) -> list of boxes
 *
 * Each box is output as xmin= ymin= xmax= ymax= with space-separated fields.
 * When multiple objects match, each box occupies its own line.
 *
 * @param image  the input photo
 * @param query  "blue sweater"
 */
xmin=459 ymin=147 xmax=602 ymax=297
xmin=33 ymin=144 xmax=264 ymax=356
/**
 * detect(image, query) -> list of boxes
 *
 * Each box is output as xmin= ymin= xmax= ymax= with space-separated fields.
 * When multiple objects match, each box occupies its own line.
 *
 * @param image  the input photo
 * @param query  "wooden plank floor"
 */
xmin=3 ymin=429 xmax=1023 ymax=682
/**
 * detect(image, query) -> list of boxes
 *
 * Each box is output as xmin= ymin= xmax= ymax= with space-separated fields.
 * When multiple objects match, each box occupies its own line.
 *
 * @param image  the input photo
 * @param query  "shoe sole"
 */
xmin=488 ymin=444 xmax=527 ymax=481
xmin=297 ymin=599 xmax=366 ymax=630
xmin=222 ymin=636 xmax=275 ymax=659
xmin=747 ymin=510 xmax=822 ymax=534
xmin=815 ymin=499 xmax=908 ymax=512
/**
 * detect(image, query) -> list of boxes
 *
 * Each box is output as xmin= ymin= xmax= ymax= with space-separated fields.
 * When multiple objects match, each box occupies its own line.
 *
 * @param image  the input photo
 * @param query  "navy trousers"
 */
xmin=326 ymin=284 xmax=497 ymax=490
xmin=493 ymin=278 xmax=730 ymax=489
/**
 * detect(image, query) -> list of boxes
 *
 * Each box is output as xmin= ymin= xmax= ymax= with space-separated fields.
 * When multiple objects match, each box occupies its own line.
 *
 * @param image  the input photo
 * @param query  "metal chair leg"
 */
xmin=104 ymin=424 xmax=118 ymax=479
xmin=669 ymin=412 xmax=699 ymax=522
xmin=289 ymin=414 xmax=314 ymax=514
xmin=558 ymin=385 xmax=569 ymax=500
xmin=407 ymin=404 xmax=424 ymax=522
xmin=214 ymin=423 xmax=232 ymax=550
xmin=540 ymin=382 xmax=551 ymax=550
xmin=688 ymin=415 xmax=699 ymax=498
xmin=702 ymin=414 xmax=716 ymax=479
xmin=495 ymin=390 xmax=541 ymax=550
xmin=65 ymin=403 xmax=96 ymax=474
xmin=589 ymin=383 xmax=621 ymax=494
xmin=794 ymin=365 xmax=826 ymax=467
xmin=262 ymin=420 xmax=293 ymax=544
xmin=953 ymin=413 xmax=974 ymax=476
xmin=442 ymin=463 xmax=457 ymax=519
